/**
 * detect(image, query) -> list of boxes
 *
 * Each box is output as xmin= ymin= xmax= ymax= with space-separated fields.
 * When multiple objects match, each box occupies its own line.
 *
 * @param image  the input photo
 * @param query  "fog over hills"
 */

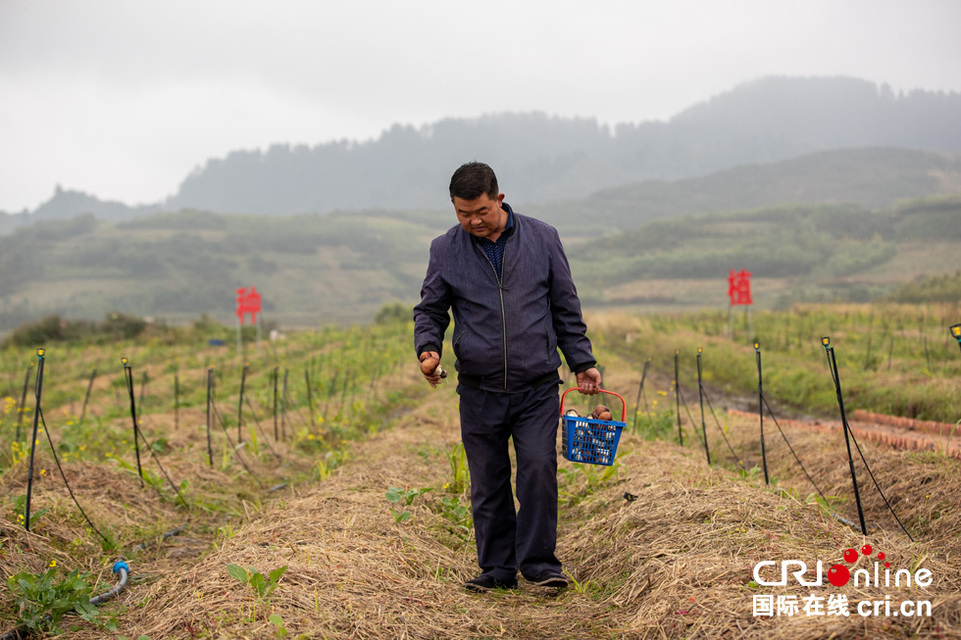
xmin=2 ymin=143 xmax=959 ymax=334
xmin=3 ymin=76 xmax=959 ymax=231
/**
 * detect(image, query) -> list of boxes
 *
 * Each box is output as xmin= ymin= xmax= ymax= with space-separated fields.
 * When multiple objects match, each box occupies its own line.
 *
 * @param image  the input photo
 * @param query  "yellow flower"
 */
xmin=49 ymin=560 xmax=57 ymax=568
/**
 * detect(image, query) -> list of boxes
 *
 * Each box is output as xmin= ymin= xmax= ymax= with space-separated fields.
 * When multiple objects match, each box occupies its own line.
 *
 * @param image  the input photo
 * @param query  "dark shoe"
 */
xmin=526 ymin=570 xmax=568 ymax=588
xmin=464 ymin=574 xmax=518 ymax=592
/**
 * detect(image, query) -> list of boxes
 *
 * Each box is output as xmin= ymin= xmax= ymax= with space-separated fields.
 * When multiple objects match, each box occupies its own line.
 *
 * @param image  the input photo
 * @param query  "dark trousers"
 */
xmin=458 ymin=382 xmax=561 ymax=582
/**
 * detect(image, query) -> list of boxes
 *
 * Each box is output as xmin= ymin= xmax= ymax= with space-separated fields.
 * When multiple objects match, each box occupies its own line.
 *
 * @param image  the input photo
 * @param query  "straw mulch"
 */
xmin=37 ymin=377 xmax=948 ymax=640
xmin=4 ymin=368 xmax=959 ymax=639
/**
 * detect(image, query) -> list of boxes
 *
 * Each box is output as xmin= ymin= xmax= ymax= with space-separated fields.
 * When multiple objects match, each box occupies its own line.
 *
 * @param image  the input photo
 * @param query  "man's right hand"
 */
xmin=418 ymin=351 xmax=446 ymax=388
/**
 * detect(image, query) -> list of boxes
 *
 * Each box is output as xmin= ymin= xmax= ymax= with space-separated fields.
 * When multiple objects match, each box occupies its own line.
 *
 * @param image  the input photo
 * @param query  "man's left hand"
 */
xmin=575 ymin=367 xmax=602 ymax=395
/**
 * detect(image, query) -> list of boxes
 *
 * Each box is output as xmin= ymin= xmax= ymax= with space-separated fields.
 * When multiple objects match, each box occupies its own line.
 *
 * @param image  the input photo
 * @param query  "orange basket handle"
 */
xmin=560 ymin=388 xmax=627 ymax=422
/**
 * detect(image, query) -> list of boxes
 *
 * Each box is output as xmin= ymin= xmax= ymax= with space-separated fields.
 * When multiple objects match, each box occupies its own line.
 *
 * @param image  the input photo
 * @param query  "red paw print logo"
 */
xmin=827 ymin=544 xmax=888 ymax=586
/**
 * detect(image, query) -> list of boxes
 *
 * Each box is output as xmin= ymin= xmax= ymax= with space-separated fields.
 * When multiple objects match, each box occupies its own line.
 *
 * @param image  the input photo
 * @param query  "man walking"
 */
xmin=413 ymin=161 xmax=602 ymax=592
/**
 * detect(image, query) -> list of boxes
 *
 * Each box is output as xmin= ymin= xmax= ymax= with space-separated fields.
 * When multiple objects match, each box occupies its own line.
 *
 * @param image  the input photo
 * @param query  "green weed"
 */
xmin=444 ymin=443 xmax=470 ymax=495
xmin=632 ymin=409 xmax=676 ymax=441
xmin=385 ymin=486 xmax=432 ymax=523
xmin=6 ymin=566 xmax=100 ymax=634
xmin=269 ymin=612 xmax=288 ymax=637
xmin=437 ymin=496 xmax=473 ymax=541
xmin=11 ymin=494 xmax=47 ymax=529
xmin=226 ymin=563 xmax=288 ymax=600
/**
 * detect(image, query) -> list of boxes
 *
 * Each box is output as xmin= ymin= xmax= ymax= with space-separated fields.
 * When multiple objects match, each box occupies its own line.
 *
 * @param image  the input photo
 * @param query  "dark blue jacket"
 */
xmin=413 ymin=204 xmax=596 ymax=393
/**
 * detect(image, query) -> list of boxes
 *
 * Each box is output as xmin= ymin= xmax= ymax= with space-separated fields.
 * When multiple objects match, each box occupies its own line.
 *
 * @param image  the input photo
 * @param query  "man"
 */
xmin=413 ymin=161 xmax=602 ymax=592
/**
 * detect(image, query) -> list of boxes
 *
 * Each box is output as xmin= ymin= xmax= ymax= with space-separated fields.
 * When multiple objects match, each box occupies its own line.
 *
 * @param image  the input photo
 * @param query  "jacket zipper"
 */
xmin=497 ymin=262 xmax=508 ymax=391
xmin=481 ymin=239 xmax=510 ymax=391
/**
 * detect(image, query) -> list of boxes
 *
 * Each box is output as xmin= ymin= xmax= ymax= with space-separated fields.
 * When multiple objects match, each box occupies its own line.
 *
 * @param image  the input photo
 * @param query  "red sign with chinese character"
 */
xmin=236 ymin=286 xmax=262 ymax=324
xmin=728 ymin=269 xmax=753 ymax=306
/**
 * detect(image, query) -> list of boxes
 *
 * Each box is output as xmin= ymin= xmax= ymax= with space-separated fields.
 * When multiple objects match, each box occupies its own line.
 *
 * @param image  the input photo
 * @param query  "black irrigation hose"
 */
xmin=845 ymin=419 xmax=916 ymax=542
xmin=631 ymin=359 xmax=652 ymax=434
xmin=210 ymin=399 xmax=265 ymax=488
xmin=0 ymin=561 xmax=130 ymax=640
xmin=243 ymin=394 xmax=282 ymax=461
xmin=89 ymin=561 xmax=130 ymax=605
xmin=132 ymin=525 xmax=187 ymax=551
xmin=700 ymin=387 xmax=746 ymax=470
xmin=676 ymin=386 xmax=702 ymax=455
xmin=760 ymin=394 xmax=827 ymax=504
xmin=124 ymin=363 xmax=187 ymax=508
xmin=37 ymin=407 xmax=111 ymax=546
xmin=279 ymin=390 xmax=312 ymax=432
xmin=131 ymin=423 xmax=190 ymax=510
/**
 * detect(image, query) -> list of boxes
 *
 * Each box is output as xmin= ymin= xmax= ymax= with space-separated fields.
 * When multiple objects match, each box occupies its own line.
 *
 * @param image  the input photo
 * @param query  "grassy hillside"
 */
xmin=571 ymin=195 xmax=961 ymax=309
xmin=0 ymin=209 xmax=448 ymax=333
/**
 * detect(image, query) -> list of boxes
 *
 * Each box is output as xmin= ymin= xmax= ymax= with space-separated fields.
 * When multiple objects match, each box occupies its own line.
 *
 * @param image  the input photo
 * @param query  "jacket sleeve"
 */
xmin=547 ymin=228 xmax=596 ymax=373
xmin=413 ymin=237 xmax=452 ymax=358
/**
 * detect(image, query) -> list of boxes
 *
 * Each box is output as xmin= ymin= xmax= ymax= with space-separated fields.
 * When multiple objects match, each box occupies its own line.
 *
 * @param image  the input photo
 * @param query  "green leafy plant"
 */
xmin=438 ymin=496 xmax=473 ymax=541
xmin=11 ymin=494 xmax=48 ymax=529
xmin=109 ymin=456 xmax=165 ymax=491
xmin=575 ymin=461 xmax=620 ymax=491
xmin=558 ymin=461 xmax=621 ymax=506
xmin=385 ymin=486 xmax=432 ymax=506
xmin=226 ymin=564 xmax=288 ymax=600
xmin=6 ymin=566 xmax=98 ymax=634
xmin=806 ymin=492 xmax=846 ymax=518
xmin=736 ymin=465 xmax=765 ymax=481
xmin=385 ymin=486 xmax=432 ymax=522
xmin=269 ymin=612 xmax=288 ymax=637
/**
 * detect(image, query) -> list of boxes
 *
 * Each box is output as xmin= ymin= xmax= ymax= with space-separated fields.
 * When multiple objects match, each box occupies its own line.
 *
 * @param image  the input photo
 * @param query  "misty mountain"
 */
xmin=4 ymin=75 xmax=960 ymax=228
xmin=528 ymin=147 xmax=961 ymax=237
xmin=164 ymin=77 xmax=961 ymax=216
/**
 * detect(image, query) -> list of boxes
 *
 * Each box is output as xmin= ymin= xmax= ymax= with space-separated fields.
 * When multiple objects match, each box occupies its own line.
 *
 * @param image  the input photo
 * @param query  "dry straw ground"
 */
xmin=2 ymin=361 xmax=959 ymax=639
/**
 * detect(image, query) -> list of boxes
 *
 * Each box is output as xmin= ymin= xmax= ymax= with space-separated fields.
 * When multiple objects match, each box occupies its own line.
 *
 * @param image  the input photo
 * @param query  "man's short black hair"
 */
xmin=449 ymin=162 xmax=499 ymax=201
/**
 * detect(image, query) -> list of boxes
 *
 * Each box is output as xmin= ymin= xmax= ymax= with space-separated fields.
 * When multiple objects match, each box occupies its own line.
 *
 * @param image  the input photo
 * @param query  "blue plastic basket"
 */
xmin=560 ymin=388 xmax=626 ymax=466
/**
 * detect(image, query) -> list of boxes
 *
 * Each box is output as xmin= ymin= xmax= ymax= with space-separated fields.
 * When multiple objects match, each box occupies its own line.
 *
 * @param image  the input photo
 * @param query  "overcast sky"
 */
xmin=1 ymin=0 xmax=959 ymax=213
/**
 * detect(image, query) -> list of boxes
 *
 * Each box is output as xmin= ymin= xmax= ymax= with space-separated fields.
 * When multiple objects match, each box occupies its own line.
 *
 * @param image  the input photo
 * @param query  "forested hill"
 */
xmin=161 ymin=77 xmax=961 ymax=215
xmin=6 ymin=76 xmax=961 ymax=226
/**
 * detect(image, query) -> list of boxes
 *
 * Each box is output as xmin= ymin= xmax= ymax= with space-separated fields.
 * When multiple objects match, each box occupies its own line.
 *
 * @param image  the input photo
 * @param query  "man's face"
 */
xmin=453 ymin=193 xmax=507 ymax=240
